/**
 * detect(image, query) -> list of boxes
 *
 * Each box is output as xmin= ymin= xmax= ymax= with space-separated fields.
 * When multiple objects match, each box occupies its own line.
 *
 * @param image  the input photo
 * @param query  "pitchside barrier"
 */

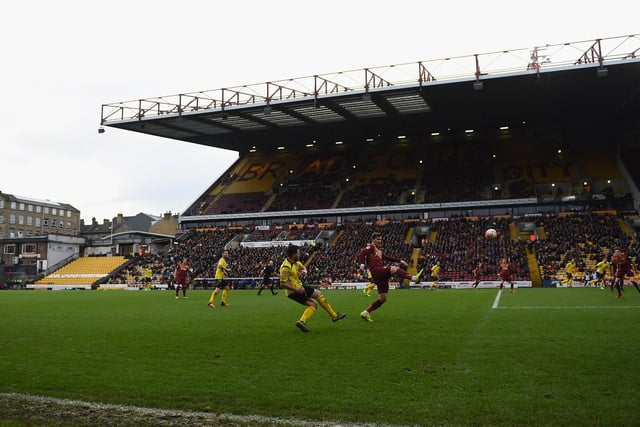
xmin=23 ymin=281 xmax=533 ymax=291
xmin=24 ymin=284 xmax=172 ymax=291
xmin=97 ymin=284 xmax=171 ymax=291
xmin=320 ymin=281 xmax=533 ymax=290
xmin=25 ymin=284 xmax=93 ymax=290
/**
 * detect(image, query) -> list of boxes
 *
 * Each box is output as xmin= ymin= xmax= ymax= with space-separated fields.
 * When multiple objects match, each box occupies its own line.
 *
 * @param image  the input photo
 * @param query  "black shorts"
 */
xmin=214 ymin=279 xmax=229 ymax=289
xmin=287 ymin=286 xmax=316 ymax=305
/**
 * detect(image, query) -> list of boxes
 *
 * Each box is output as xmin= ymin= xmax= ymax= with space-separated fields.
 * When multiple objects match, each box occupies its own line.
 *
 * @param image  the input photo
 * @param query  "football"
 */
xmin=485 ymin=228 xmax=498 ymax=239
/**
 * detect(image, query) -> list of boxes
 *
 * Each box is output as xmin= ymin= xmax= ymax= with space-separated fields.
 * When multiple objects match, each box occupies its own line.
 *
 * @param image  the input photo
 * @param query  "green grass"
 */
xmin=1 ymin=287 xmax=640 ymax=426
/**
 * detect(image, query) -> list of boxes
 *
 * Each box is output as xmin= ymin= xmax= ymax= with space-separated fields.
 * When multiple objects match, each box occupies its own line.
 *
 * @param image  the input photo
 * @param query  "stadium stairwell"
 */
xmin=331 ymin=229 xmax=344 ymax=246
xmin=405 ymin=227 xmax=413 ymax=244
xmin=261 ymin=193 xmax=277 ymax=212
xmin=526 ymin=248 xmax=542 ymax=287
xmin=411 ymin=248 xmax=421 ymax=276
xmin=508 ymin=222 xmax=519 ymax=241
xmin=536 ymin=226 xmax=547 ymax=240
xmin=618 ymin=218 xmax=635 ymax=238
xmin=303 ymin=251 xmax=317 ymax=268
xmin=331 ymin=189 xmax=346 ymax=209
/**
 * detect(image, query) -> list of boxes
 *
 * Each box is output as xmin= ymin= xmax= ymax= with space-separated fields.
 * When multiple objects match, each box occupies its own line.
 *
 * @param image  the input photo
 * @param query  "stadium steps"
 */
xmin=526 ymin=248 xmax=542 ymax=287
xmin=508 ymin=222 xmax=519 ymax=241
xmin=411 ymin=248 xmax=421 ymax=275
xmin=303 ymin=251 xmax=317 ymax=268
xmin=261 ymin=192 xmax=277 ymax=212
xmin=405 ymin=227 xmax=413 ymax=244
xmin=536 ymin=226 xmax=547 ymax=240
xmin=330 ymin=229 xmax=345 ymax=246
xmin=332 ymin=189 xmax=345 ymax=208
xmin=618 ymin=218 xmax=635 ymax=238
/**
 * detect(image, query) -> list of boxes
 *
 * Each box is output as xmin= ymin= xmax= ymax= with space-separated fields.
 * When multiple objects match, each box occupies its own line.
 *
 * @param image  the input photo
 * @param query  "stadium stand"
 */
xmin=91 ymin=34 xmax=640 ymax=291
xmin=34 ymin=256 xmax=127 ymax=288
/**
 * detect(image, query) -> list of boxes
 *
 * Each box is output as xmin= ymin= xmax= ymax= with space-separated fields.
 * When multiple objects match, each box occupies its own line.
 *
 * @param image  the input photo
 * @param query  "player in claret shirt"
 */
xmin=498 ymin=258 xmax=515 ymax=294
xmin=358 ymin=232 xmax=424 ymax=322
xmin=610 ymin=247 xmax=640 ymax=298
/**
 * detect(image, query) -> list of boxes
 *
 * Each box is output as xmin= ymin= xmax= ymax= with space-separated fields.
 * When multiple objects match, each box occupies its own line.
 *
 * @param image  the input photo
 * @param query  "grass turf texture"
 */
xmin=1 ymin=287 xmax=639 ymax=426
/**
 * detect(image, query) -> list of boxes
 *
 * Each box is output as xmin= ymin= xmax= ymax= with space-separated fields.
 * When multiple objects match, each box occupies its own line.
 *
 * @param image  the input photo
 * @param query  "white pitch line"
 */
xmin=491 ymin=290 xmax=502 ymax=309
xmin=496 ymin=306 xmax=640 ymax=309
xmin=0 ymin=392 xmax=409 ymax=427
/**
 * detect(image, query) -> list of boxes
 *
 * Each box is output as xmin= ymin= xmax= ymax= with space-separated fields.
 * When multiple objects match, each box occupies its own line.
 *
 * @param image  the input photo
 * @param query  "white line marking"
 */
xmin=491 ymin=290 xmax=502 ymax=309
xmin=496 ymin=306 xmax=640 ymax=309
xmin=0 ymin=392 xmax=407 ymax=427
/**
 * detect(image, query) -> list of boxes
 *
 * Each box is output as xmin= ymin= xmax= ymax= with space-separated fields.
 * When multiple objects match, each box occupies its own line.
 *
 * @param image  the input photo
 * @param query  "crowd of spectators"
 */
xmin=532 ymin=212 xmax=634 ymax=280
xmin=106 ymin=212 xmax=640 ymax=289
xmin=310 ymin=221 xmax=414 ymax=283
xmin=419 ymin=217 xmax=529 ymax=281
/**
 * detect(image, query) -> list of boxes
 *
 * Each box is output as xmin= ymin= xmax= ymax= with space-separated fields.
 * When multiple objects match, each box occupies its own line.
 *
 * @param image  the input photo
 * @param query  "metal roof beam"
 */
xmin=364 ymin=68 xmax=393 ymax=93
xmin=369 ymin=93 xmax=400 ymax=117
xmin=276 ymin=105 xmax=319 ymax=126
xmin=575 ymin=39 xmax=605 ymax=65
xmin=190 ymin=116 xmax=244 ymax=133
xmin=234 ymin=111 xmax=280 ymax=129
xmin=315 ymin=98 xmax=359 ymax=121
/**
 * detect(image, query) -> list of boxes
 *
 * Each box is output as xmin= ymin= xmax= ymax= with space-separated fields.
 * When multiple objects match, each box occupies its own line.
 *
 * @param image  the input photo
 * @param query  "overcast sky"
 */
xmin=1 ymin=0 xmax=637 ymax=223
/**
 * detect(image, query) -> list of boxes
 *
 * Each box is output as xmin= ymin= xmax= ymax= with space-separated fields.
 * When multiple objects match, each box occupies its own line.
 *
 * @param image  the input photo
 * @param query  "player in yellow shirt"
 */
xmin=362 ymin=269 xmax=376 ymax=296
xmin=208 ymin=250 xmax=231 ymax=308
xmin=589 ymin=256 xmax=611 ymax=289
xmin=563 ymin=259 xmax=576 ymax=287
xmin=280 ymin=245 xmax=346 ymax=332
xmin=428 ymin=261 xmax=441 ymax=290
xmin=143 ymin=266 xmax=153 ymax=291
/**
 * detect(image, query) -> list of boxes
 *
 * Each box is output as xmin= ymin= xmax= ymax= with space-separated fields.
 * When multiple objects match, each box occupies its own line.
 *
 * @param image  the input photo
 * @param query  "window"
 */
xmin=27 ymin=204 xmax=33 ymax=212
xmin=17 ymin=230 xmax=23 ymax=238
xmin=0 ymin=199 xmax=4 ymax=208
xmin=22 ymin=243 xmax=36 ymax=253
xmin=43 ymin=219 xmax=48 ymax=226
xmin=52 ymin=208 xmax=57 ymax=216
xmin=4 ymin=244 xmax=16 ymax=254
xmin=36 ymin=205 xmax=41 ymax=213
xmin=9 ymin=229 xmax=15 ymax=238
xmin=10 ymin=201 xmax=17 ymax=209
xmin=19 ymin=203 xmax=25 ymax=211
xmin=58 ymin=221 xmax=63 ymax=228
xmin=67 ymin=211 xmax=72 ymax=218
xmin=18 ymin=215 xmax=24 ymax=225
xmin=27 ymin=216 xmax=33 ymax=226
xmin=26 ymin=230 xmax=32 ymax=237
xmin=59 ymin=209 xmax=64 ymax=217
xmin=35 ymin=217 xmax=41 ymax=227
xmin=51 ymin=219 xmax=57 ymax=227
xmin=44 ymin=207 xmax=49 ymax=214
xmin=67 ymin=221 xmax=71 ymax=229
xmin=9 ymin=214 xmax=16 ymax=224
xmin=0 ymin=214 xmax=3 ymax=224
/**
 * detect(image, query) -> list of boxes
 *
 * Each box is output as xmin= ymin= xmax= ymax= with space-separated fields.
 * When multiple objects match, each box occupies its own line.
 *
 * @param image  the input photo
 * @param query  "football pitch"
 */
xmin=1 ymin=287 xmax=639 ymax=426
